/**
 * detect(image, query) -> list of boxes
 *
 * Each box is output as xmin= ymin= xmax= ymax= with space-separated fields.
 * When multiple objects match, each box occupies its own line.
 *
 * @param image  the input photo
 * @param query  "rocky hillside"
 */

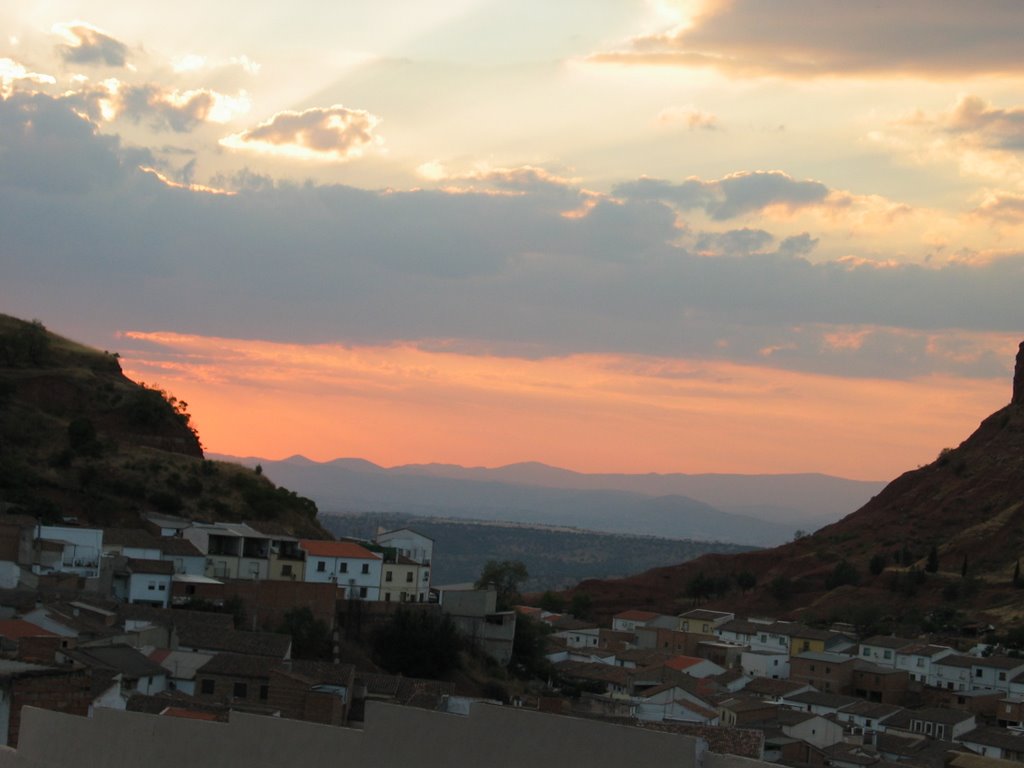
xmin=569 ymin=341 xmax=1024 ymax=633
xmin=0 ymin=314 xmax=328 ymax=537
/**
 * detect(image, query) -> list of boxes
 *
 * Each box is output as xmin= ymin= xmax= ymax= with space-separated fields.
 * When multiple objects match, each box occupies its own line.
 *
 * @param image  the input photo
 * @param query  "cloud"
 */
xmin=614 ymin=171 xmax=833 ymax=220
xmin=220 ymin=105 xmax=382 ymax=161
xmin=974 ymin=193 xmax=1024 ymax=222
xmin=116 ymin=83 xmax=251 ymax=132
xmin=656 ymin=106 xmax=720 ymax=131
xmin=3 ymin=93 xmax=1024 ymax=384
xmin=590 ymin=1 xmax=1024 ymax=79
xmin=53 ymin=22 xmax=129 ymax=68
xmin=0 ymin=58 xmax=56 ymax=98
xmin=939 ymin=96 xmax=1024 ymax=151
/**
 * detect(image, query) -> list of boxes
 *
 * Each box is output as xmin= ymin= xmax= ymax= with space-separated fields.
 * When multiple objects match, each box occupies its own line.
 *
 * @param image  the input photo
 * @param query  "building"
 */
xmin=298 ymin=540 xmax=383 ymax=600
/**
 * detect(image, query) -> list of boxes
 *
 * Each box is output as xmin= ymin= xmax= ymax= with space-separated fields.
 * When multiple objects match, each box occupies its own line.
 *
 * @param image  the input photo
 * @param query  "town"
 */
xmin=0 ymin=508 xmax=1022 ymax=768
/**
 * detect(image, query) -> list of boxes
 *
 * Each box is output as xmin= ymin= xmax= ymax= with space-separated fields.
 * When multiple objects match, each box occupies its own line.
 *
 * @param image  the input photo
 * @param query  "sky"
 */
xmin=2 ymin=1 xmax=1023 ymax=480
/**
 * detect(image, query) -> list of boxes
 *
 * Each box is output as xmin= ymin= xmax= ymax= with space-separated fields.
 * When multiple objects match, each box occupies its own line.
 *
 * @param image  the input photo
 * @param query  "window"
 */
xmin=201 ymin=679 xmax=215 ymax=695
xmin=259 ymin=685 xmax=269 ymax=701
xmin=863 ymin=648 xmax=870 ymax=656
xmin=339 ymin=562 xmax=348 ymax=573
xmin=386 ymin=571 xmax=393 ymax=582
xmin=359 ymin=587 xmax=367 ymax=598
xmin=158 ymin=584 xmax=166 ymax=591
xmin=384 ymin=593 xmax=391 ymax=602
xmin=1000 ymin=672 xmax=1007 ymax=681
xmin=883 ymin=650 xmax=892 ymax=660
xmin=423 ymin=571 xmax=429 ymax=581
xmin=406 ymin=572 xmax=413 ymax=583
xmin=282 ymin=564 xmax=292 ymax=576
xmin=233 ymin=682 xmax=247 ymax=699
xmin=148 ymin=582 xmax=156 ymax=591
xmin=779 ymin=638 xmax=786 ymax=647
xmin=917 ymin=657 xmax=924 ymax=667
xmin=316 ymin=561 xmax=326 ymax=573
xmin=977 ymin=669 xmax=984 ymax=678
xmin=810 ymin=665 xmax=816 ymax=672
xmin=361 ymin=563 xmax=370 ymax=574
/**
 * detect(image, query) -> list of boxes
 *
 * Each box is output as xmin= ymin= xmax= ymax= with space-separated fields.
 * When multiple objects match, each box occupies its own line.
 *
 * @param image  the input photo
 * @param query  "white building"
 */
xmin=32 ymin=526 xmax=103 ymax=578
xmin=299 ymin=540 xmax=383 ymax=600
xmin=741 ymin=649 xmax=790 ymax=680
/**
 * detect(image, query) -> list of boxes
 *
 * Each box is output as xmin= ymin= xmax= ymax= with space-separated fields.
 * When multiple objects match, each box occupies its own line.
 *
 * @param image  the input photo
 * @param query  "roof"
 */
xmin=104 ymin=528 xmax=162 ymax=549
xmin=0 ymin=619 xmax=57 ymax=639
xmin=149 ymin=649 xmax=214 ymax=680
xmin=862 ymin=635 xmax=918 ymax=650
xmin=842 ymin=700 xmax=905 ymax=720
xmin=899 ymin=643 xmax=954 ymax=658
xmin=679 ymin=609 xmax=732 ymax=622
xmin=795 ymin=650 xmax=856 ymax=663
xmin=299 ymin=539 xmax=381 ymax=560
xmin=716 ymin=619 xmax=761 ymax=635
xmin=159 ymin=538 xmax=203 ymax=557
xmin=126 ymin=558 xmax=175 ymax=575
xmin=198 ymin=652 xmax=279 ymax=679
xmin=958 ymin=727 xmax=1024 ymax=752
xmin=887 ymin=707 xmax=975 ymax=727
xmin=744 ymin=677 xmax=810 ymax=698
xmin=613 ymin=610 xmax=662 ymax=622
xmin=177 ymin=625 xmax=292 ymax=658
xmin=665 ymin=655 xmax=707 ymax=671
xmin=785 ymin=691 xmax=860 ymax=709
xmin=936 ymin=655 xmax=976 ymax=668
xmin=66 ymin=644 xmax=166 ymax=680
xmin=974 ymin=655 xmax=1024 ymax=670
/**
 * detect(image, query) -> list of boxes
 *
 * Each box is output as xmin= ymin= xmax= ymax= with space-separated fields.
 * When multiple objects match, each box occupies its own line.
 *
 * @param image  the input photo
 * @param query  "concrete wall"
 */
xmin=2 ymin=700 xmax=727 ymax=768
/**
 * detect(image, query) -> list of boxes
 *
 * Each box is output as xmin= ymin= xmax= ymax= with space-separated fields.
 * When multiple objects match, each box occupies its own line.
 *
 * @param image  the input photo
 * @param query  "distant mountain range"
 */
xmin=209 ymin=454 xmax=885 ymax=547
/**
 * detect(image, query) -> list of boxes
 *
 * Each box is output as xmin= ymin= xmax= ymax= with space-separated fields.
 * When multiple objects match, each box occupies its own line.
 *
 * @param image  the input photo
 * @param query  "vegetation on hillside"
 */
xmin=0 ymin=314 xmax=327 ymax=537
xmin=321 ymin=512 xmax=755 ymax=591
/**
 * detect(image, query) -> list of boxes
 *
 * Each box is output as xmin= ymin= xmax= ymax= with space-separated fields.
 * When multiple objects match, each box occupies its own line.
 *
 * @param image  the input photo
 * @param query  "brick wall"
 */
xmin=7 ymin=669 xmax=92 ymax=747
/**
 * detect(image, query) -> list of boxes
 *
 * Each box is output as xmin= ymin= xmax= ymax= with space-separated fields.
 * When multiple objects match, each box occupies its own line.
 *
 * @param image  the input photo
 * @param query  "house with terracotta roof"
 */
xmin=299 ymin=539 xmax=383 ymax=600
xmin=0 ymin=620 xmax=62 ymax=664
xmin=894 ymin=643 xmax=956 ymax=684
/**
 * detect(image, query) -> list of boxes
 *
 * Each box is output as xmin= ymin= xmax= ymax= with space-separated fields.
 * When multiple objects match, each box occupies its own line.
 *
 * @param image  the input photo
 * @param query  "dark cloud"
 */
xmin=56 ymin=23 xmax=129 ymax=68
xmin=1 ymin=94 xmax=1021 ymax=382
xmin=591 ymin=0 xmax=1024 ymax=79
xmin=939 ymin=96 xmax=1024 ymax=151
xmin=119 ymin=85 xmax=218 ymax=133
xmin=614 ymin=172 xmax=832 ymax=220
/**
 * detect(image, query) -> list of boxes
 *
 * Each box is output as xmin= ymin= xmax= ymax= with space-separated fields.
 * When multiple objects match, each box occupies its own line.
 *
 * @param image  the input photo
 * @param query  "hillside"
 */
xmin=321 ymin=512 xmax=755 ymax=590
xmin=569 ymin=341 xmax=1024 ymax=632
xmin=212 ymin=453 xmax=878 ymax=546
xmin=0 ymin=315 xmax=327 ymax=537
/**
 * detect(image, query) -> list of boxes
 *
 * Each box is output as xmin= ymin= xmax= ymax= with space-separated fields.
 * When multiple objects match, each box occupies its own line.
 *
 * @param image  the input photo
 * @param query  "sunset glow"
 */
xmin=3 ymin=2 xmax=1024 ymax=481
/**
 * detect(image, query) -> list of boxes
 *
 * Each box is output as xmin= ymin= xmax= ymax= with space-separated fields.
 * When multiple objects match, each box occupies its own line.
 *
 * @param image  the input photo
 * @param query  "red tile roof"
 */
xmin=665 ymin=656 xmax=704 ymax=671
xmin=299 ymin=539 xmax=381 ymax=559
xmin=0 ymin=620 xmax=57 ymax=639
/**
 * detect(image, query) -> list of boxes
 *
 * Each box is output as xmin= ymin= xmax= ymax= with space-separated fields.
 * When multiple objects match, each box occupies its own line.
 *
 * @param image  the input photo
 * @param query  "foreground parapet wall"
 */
xmin=0 ymin=701 xmax=719 ymax=768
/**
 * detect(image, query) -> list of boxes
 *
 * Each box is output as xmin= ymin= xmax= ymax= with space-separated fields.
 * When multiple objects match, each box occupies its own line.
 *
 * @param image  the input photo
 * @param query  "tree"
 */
xmin=736 ymin=570 xmax=757 ymax=594
xmin=538 ymin=590 xmax=564 ymax=613
xmin=510 ymin=614 xmax=552 ymax=680
xmin=769 ymin=575 xmax=793 ymax=603
xmin=869 ymin=553 xmax=887 ymax=576
xmin=371 ymin=608 xmax=462 ymax=678
xmin=568 ymin=592 xmax=593 ymax=620
xmin=825 ymin=560 xmax=860 ymax=590
xmin=925 ymin=545 xmax=939 ymax=573
xmin=277 ymin=607 xmax=331 ymax=660
xmin=476 ymin=560 xmax=528 ymax=611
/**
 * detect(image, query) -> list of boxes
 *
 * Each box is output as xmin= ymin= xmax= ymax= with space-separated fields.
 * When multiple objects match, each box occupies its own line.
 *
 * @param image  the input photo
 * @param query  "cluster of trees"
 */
xmin=0 ymin=319 xmax=49 ymax=366
xmin=684 ymin=569 xmax=757 ymax=605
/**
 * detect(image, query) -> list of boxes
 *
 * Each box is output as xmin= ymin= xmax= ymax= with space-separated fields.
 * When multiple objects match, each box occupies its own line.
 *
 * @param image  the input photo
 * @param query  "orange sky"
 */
xmin=119 ymin=331 xmax=1012 ymax=481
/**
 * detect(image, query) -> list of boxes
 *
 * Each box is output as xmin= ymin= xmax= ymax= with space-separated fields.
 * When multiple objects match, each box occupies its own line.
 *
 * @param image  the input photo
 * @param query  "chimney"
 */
xmin=1015 ymin=341 xmax=1024 ymax=405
